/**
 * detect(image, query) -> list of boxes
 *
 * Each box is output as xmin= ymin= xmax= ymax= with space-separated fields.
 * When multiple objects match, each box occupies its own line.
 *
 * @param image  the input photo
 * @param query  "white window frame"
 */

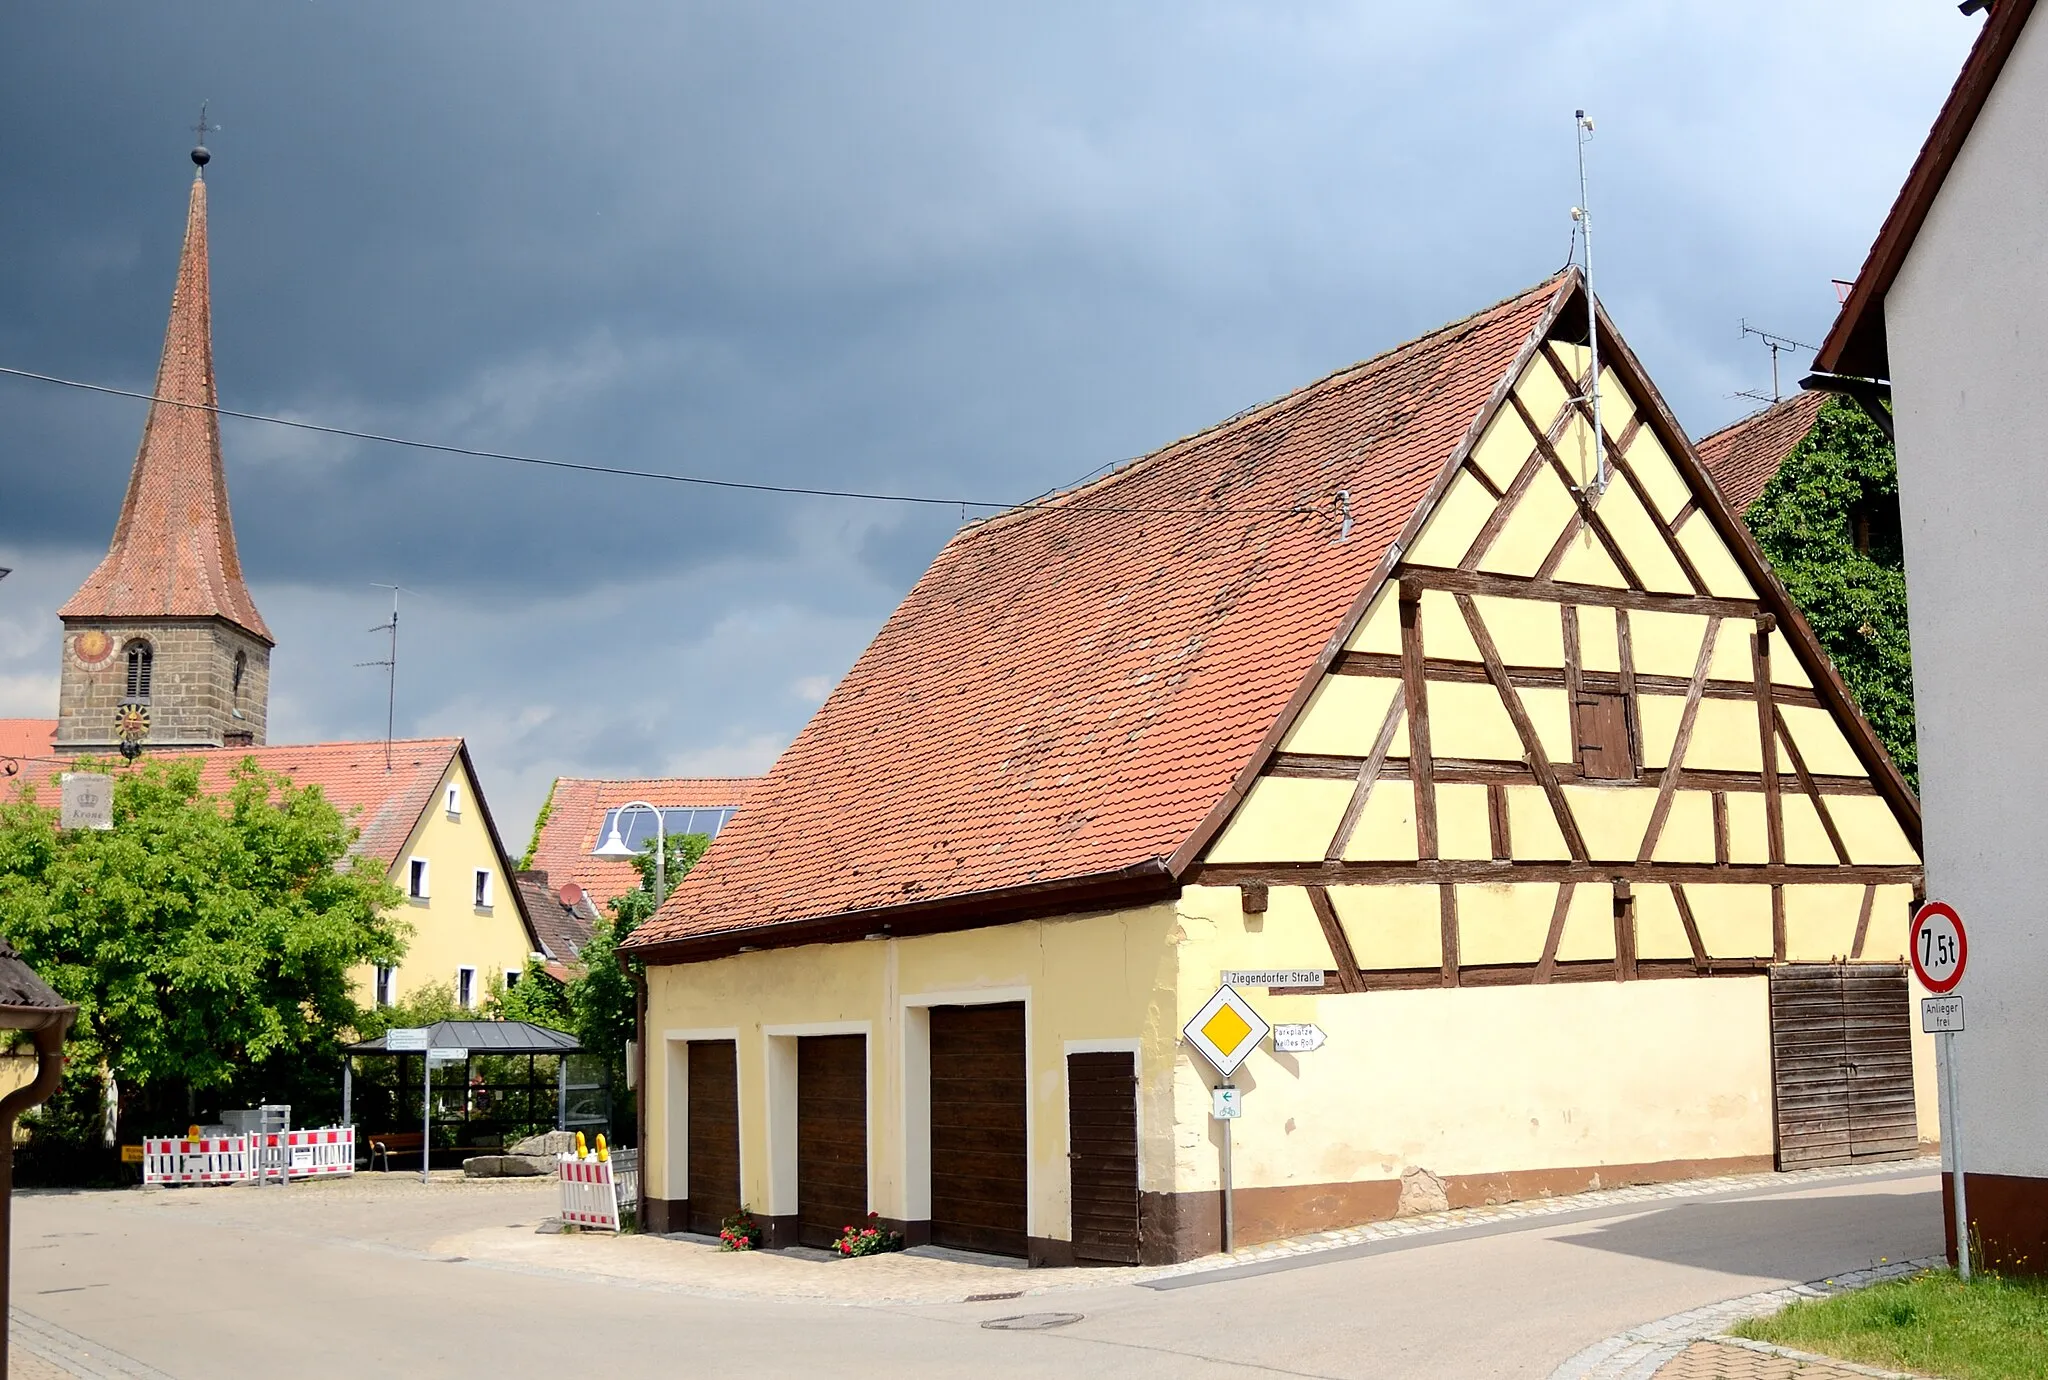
xmin=457 ymin=966 xmax=477 ymax=1011
xmin=445 ymin=783 xmax=461 ymax=818
xmin=408 ymin=857 xmax=429 ymax=900
xmin=473 ymin=868 xmax=493 ymax=911
xmin=374 ymin=966 xmax=394 ymax=1008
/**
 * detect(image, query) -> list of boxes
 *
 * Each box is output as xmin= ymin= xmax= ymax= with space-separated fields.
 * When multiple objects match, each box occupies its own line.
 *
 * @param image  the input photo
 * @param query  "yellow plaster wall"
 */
xmin=1166 ymin=974 xmax=1777 ymax=1195
xmin=1339 ymin=781 xmax=1421 ymax=862
xmin=1278 ymin=676 xmax=1404 ymax=757
xmin=353 ymin=756 xmax=535 ymax=1010
xmin=1328 ymin=885 xmax=1439 ymax=969
xmin=642 ymin=902 xmax=1181 ymax=1244
xmin=1407 ymin=471 xmax=1497 ymax=569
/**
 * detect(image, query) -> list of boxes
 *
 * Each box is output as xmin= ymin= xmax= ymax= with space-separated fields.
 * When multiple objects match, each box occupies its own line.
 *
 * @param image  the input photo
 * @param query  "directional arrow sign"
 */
xmin=1272 ymin=1023 xmax=1327 ymax=1054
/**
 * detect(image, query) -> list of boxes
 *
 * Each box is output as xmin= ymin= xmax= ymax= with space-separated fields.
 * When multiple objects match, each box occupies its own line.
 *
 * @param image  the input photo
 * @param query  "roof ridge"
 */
xmin=965 ymin=271 xmax=1571 ymax=533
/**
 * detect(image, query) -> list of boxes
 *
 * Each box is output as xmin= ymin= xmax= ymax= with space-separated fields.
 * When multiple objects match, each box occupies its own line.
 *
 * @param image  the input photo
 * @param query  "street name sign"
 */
xmin=1182 ymin=984 xmax=1270 ymax=1077
xmin=1272 ymin=1023 xmax=1327 ymax=1053
xmin=1909 ymin=900 xmax=1967 ymax=993
xmin=59 ymin=773 xmax=113 ymax=831
xmin=1922 ymin=996 xmax=1964 ymax=1034
xmin=1211 ymin=1087 xmax=1242 ymax=1120
xmin=385 ymin=1027 xmax=430 ymax=1051
xmin=1220 ymin=969 xmax=1325 ymax=990
xmin=427 ymin=1047 xmax=468 ymax=1064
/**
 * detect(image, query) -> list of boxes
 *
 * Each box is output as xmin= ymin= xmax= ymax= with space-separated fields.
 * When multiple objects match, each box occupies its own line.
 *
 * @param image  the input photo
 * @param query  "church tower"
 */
xmin=55 ymin=142 xmax=272 ymax=754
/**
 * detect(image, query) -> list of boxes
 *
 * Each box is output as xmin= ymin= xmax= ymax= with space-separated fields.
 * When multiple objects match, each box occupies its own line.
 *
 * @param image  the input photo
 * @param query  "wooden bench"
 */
xmin=366 ymin=1131 xmax=424 ymax=1172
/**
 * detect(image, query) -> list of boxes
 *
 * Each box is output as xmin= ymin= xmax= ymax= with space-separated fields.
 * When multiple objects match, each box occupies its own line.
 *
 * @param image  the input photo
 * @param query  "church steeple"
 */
xmin=54 ymin=145 xmax=272 ymax=753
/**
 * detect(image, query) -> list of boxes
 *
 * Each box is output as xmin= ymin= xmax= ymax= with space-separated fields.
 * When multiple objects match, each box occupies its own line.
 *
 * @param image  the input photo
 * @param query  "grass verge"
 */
xmin=1732 ymin=1268 xmax=2048 ymax=1379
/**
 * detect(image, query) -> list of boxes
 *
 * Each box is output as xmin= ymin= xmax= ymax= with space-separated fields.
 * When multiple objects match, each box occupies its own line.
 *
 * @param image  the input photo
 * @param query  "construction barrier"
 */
xmin=142 ymin=1136 xmax=251 ymax=1185
xmin=142 ymin=1127 xmax=355 ymax=1186
xmin=558 ymin=1154 xmax=621 ymax=1231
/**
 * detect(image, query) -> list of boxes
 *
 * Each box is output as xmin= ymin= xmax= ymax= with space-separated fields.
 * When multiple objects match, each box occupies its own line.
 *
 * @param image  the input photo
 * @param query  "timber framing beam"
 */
xmin=1455 ymin=592 xmax=1587 ymax=860
xmin=1187 ymin=860 xmax=1924 ymax=887
xmin=1265 ymin=751 xmax=1881 ymax=797
xmin=1274 ymin=954 xmax=1774 ymax=996
xmin=1393 ymin=565 xmax=1757 ymax=620
xmin=1330 ymin=649 xmax=1827 ymax=710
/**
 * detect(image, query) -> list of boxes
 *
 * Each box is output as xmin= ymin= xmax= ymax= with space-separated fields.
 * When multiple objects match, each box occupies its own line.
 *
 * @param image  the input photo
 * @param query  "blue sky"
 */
xmin=0 ymin=2 xmax=1977 ymax=835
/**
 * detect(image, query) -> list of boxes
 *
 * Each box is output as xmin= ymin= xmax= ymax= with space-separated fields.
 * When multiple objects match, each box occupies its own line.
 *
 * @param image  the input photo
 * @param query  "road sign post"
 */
xmin=1183 ymin=986 xmax=1269 ymax=1255
xmin=1911 ymin=900 xmax=1970 ymax=1281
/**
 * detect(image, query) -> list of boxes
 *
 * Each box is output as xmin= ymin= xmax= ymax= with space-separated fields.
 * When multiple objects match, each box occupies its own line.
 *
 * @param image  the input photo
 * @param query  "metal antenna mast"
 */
xmin=355 ymin=584 xmax=413 ymax=771
xmin=1573 ymin=110 xmax=1606 ymax=493
xmin=1736 ymin=321 xmax=1817 ymax=404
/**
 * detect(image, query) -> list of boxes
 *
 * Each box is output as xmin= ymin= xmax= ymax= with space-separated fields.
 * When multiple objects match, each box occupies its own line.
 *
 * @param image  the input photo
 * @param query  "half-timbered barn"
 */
xmin=621 ymin=270 xmax=1928 ymax=1266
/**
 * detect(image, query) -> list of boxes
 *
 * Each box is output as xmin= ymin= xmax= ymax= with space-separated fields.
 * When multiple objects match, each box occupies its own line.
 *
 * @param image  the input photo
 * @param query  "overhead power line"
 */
xmin=0 ymin=364 xmax=1320 ymax=520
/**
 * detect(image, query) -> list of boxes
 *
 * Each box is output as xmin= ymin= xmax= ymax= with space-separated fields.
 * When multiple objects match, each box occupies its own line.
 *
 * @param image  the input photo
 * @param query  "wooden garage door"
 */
xmin=1068 ymin=1051 xmax=1140 ymax=1265
xmin=797 ymin=1034 xmax=868 ymax=1248
xmin=686 ymin=1040 xmax=741 ymax=1236
xmin=929 ymin=1003 xmax=1028 ymax=1257
xmin=1770 ymin=964 xmax=1917 ymax=1169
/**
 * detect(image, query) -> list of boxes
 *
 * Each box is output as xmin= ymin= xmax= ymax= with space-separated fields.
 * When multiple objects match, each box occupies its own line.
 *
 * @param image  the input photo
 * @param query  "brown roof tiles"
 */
xmin=1695 ymin=391 xmax=1827 ymax=515
xmin=58 ymin=171 xmax=270 ymax=642
xmin=625 ymin=275 xmax=1571 ymax=956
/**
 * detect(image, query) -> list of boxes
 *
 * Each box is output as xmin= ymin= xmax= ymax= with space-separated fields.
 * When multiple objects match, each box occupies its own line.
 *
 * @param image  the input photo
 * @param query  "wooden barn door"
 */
xmin=1067 ymin=1051 xmax=1140 ymax=1265
xmin=796 ymin=1034 xmax=868 ymax=1248
xmin=1770 ymin=964 xmax=1916 ymax=1169
xmin=929 ymin=1003 xmax=1029 ymax=1257
xmin=686 ymin=1040 xmax=741 ymax=1235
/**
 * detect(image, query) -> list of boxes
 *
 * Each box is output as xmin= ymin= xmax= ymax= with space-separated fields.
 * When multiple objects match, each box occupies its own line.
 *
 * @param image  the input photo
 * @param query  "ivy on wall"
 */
xmin=1743 ymin=398 xmax=1918 ymax=789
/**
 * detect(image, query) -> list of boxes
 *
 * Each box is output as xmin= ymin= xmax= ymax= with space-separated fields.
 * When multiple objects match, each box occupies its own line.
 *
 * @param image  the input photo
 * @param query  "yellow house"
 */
xmin=620 ymin=271 xmax=1927 ymax=1265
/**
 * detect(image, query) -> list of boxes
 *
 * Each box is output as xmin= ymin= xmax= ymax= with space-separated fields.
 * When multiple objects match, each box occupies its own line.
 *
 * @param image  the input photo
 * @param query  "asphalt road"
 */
xmin=11 ymin=1168 xmax=1942 ymax=1379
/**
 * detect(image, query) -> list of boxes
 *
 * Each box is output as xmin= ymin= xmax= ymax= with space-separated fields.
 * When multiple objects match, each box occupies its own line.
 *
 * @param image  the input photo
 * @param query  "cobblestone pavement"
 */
xmin=9 ymin=1310 xmax=173 ymax=1380
xmin=1652 ymin=1340 xmax=1922 ymax=1380
xmin=1548 ymin=1255 xmax=1941 ymax=1380
xmin=436 ymin=1156 xmax=1938 ymax=1306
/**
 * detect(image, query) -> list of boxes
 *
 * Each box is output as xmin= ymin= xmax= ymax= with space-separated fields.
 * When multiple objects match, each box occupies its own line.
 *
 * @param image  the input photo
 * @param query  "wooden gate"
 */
xmin=929 ymin=1003 xmax=1029 ymax=1257
xmin=686 ymin=1040 xmax=741 ymax=1235
xmin=1770 ymin=964 xmax=1917 ymax=1169
xmin=1067 ymin=1051 xmax=1140 ymax=1264
xmin=797 ymin=1034 xmax=868 ymax=1248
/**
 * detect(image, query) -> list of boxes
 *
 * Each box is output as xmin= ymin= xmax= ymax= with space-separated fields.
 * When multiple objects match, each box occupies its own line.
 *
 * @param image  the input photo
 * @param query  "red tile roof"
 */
xmin=12 ymin=738 xmax=455 ymax=868
xmin=58 ymin=171 xmax=271 ymax=642
xmin=0 ymin=720 xmax=56 ymax=764
xmin=1817 ymin=0 xmax=2039 ymax=378
xmin=625 ymin=275 xmax=1572 ymax=957
xmin=1694 ymin=392 xmax=1827 ymax=515
xmin=526 ymin=776 xmax=759 ymax=907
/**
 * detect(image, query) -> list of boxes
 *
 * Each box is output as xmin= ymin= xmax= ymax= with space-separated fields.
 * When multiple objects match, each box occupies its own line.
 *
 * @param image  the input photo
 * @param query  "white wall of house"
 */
xmin=1887 ymin=11 xmax=2048 ymax=1181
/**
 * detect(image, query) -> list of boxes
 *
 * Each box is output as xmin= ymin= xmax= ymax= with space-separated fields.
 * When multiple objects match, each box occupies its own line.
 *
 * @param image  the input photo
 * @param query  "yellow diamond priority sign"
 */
xmin=1183 ymin=984 xmax=1270 ymax=1077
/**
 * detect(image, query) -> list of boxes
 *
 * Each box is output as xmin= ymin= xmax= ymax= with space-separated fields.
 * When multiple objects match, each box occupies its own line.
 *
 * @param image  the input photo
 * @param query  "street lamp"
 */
xmin=592 ymin=800 xmax=669 ymax=907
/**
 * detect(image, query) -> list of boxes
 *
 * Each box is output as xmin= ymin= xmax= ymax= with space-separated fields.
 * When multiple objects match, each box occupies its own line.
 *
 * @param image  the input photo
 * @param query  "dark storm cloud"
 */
xmin=0 ymin=0 xmax=1979 ymax=826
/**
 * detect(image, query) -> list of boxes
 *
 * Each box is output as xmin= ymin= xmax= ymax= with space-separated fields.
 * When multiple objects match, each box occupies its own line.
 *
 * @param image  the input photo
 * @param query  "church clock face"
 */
xmin=72 ymin=630 xmax=114 ymax=668
xmin=114 ymin=702 xmax=151 ymax=742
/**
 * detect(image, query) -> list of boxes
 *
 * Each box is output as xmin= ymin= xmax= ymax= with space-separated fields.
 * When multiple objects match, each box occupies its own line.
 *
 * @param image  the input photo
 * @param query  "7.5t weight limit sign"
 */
xmin=1910 ymin=900 xmax=1967 ymax=993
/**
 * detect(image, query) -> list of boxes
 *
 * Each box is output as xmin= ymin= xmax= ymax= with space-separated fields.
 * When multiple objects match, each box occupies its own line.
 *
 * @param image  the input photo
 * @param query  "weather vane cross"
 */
xmin=190 ymin=102 xmax=217 ymax=169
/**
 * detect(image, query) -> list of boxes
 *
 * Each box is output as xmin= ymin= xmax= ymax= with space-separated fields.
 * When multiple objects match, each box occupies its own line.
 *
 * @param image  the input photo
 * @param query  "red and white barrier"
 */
xmin=143 ymin=1127 xmax=355 ymax=1186
xmin=142 ymin=1136 xmax=251 ymax=1185
xmin=558 ymin=1154 xmax=621 ymax=1231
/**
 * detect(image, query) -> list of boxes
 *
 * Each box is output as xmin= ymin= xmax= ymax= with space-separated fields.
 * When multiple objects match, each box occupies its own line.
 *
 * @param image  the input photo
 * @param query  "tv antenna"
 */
xmin=1571 ymin=110 xmax=1607 ymax=492
xmin=1735 ymin=322 xmax=1817 ymax=405
xmin=355 ymin=584 xmax=414 ymax=771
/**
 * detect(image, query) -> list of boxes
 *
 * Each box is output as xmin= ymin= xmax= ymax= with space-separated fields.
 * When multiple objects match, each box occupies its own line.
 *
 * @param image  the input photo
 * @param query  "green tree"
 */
xmin=0 ymin=758 xmax=405 ymax=1143
xmin=1743 ymin=398 xmax=1918 ymax=789
xmin=486 ymin=959 xmax=572 ymax=1029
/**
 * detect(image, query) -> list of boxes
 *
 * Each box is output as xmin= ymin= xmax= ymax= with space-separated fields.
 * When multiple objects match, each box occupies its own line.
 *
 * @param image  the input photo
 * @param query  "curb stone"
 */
xmin=1544 ymin=1255 xmax=1943 ymax=1380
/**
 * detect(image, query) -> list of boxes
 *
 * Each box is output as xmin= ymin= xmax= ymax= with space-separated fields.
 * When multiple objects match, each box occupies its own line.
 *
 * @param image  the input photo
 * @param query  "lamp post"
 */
xmin=592 ymin=800 xmax=669 ymax=907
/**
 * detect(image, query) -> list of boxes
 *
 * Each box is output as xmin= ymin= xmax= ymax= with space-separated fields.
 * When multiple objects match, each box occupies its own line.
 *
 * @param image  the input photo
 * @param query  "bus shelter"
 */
xmin=343 ymin=1021 xmax=598 ymax=1158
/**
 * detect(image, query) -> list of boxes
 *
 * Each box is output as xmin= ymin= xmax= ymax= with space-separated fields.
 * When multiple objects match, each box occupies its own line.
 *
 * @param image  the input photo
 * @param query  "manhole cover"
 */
xmin=980 ymin=1313 xmax=1083 ymax=1332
